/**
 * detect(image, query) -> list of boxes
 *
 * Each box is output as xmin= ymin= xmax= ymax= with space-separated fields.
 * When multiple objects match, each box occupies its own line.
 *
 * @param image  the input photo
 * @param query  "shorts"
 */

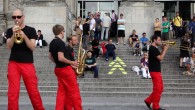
xmin=118 ymin=30 xmax=125 ymax=37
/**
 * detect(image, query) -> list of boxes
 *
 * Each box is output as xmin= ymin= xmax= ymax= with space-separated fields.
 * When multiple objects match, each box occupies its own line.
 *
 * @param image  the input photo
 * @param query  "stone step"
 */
xmin=1 ymin=81 xmax=195 ymax=88
xmin=1 ymin=86 xmax=195 ymax=93
xmin=0 ymin=74 xmax=192 ymax=80
xmin=0 ymin=90 xmax=194 ymax=98
xmin=1 ymin=77 xmax=194 ymax=83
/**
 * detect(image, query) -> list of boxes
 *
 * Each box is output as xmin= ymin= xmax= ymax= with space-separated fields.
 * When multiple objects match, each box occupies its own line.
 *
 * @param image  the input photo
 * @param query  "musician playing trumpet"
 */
xmin=6 ymin=9 xmax=45 ymax=110
xmin=144 ymin=35 xmax=169 ymax=110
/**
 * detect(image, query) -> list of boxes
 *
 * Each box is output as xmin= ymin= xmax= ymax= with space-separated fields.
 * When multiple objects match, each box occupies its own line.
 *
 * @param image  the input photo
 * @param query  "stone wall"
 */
xmin=0 ymin=0 xmax=6 ymax=35
xmin=119 ymin=1 xmax=163 ymax=42
xmin=4 ymin=0 xmax=75 ymax=44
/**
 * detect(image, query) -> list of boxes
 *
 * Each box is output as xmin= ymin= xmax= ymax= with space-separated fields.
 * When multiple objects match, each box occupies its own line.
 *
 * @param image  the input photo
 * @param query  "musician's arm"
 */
xmin=6 ymin=35 xmax=15 ymax=49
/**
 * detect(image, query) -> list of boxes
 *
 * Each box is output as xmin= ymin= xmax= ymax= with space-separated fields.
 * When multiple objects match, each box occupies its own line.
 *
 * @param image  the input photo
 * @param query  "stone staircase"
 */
xmin=0 ymin=40 xmax=195 ymax=98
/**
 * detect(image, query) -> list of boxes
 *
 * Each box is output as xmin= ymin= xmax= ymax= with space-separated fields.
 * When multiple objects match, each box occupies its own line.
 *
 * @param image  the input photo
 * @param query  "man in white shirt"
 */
xmin=117 ymin=13 xmax=125 ymax=45
xmin=90 ymin=14 xmax=96 ymax=42
xmin=101 ymin=13 xmax=111 ymax=41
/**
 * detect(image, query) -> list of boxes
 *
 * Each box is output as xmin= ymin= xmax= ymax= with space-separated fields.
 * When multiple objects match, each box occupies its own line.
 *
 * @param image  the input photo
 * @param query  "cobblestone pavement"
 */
xmin=0 ymin=105 xmax=195 ymax=110
xmin=0 ymin=96 xmax=195 ymax=110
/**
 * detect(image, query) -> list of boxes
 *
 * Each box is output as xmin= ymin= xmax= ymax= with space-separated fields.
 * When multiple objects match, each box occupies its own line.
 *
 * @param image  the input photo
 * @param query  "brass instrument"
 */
xmin=160 ymin=41 xmax=176 ymax=46
xmin=14 ymin=22 xmax=23 ymax=44
xmin=76 ymin=35 xmax=86 ymax=75
xmin=161 ymin=41 xmax=192 ymax=51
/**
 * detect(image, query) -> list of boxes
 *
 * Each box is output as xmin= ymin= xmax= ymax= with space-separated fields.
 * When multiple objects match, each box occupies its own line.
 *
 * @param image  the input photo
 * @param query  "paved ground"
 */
xmin=0 ymin=96 xmax=195 ymax=110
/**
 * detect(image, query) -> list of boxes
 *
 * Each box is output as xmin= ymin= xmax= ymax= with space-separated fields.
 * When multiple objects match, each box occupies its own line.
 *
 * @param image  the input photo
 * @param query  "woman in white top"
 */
xmin=140 ymin=53 xmax=151 ymax=78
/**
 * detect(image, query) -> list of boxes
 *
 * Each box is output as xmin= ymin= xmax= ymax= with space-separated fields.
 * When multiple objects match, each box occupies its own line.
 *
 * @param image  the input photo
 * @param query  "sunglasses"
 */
xmin=12 ymin=16 xmax=23 ymax=19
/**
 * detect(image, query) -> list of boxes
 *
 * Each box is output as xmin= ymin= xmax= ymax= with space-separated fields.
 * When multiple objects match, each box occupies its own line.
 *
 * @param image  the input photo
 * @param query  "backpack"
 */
xmin=42 ymin=40 xmax=48 ymax=46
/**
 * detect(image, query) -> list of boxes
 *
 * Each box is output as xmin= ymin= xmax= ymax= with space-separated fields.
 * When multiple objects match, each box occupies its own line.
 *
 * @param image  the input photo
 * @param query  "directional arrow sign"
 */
xmin=108 ymin=57 xmax=127 ymax=75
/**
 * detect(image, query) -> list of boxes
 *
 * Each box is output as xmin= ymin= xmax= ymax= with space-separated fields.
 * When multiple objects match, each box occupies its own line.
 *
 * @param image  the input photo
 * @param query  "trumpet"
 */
xmin=14 ymin=22 xmax=23 ymax=44
xmin=160 ymin=41 xmax=176 ymax=46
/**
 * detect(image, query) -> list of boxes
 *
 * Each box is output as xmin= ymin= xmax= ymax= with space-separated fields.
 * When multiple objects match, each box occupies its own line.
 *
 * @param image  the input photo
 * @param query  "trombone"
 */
xmin=160 ymin=41 xmax=192 ymax=51
xmin=160 ymin=41 xmax=176 ymax=46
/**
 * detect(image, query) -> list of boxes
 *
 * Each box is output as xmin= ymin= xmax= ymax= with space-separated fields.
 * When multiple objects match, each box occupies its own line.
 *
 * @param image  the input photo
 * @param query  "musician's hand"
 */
xmin=145 ymin=67 xmax=148 ymax=71
xmin=71 ymin=65 xmax=77 ymax=69
xmin=19 ymin=31 xmax=26 ymax=39
xmin=163 ymin=43 xmax=169 ymax=51
xmin=71 ymin=61 xmax=78 ymax=67
xmin=12 ymin=25 xmax=20 ymax=33
xmin=87 ymin=65 xmax=91 ymax=68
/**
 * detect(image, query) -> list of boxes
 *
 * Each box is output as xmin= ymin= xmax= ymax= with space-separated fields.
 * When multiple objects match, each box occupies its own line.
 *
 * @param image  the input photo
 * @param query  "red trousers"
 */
xmin=7 ymin=61 xmax=45 ymax=110
xmin=54 ymin=66 xmax=82 ymax=110
xmin=145 ymin=72 xmax=164 ymax=109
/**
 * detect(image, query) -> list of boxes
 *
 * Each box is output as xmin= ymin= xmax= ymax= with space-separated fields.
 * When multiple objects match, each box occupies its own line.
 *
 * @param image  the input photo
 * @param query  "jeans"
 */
xmin=84 ymin=66 xmax=99 ymax=78
xmin=95 ymin=31 xmax=101 ymax=40
xmin=35 ymin=40 xmax=42 ymax=47
xmin=105 ymin=50 xmax=116 ymax=60
xmin=82 ymin=35 xmax=89 ymax=50
xmin=101 ymin=27 xmax=109 ymax=40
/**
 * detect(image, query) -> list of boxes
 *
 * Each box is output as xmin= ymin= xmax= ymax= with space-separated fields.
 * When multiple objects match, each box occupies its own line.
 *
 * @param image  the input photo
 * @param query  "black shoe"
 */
xmin=40 ymin=46 xmax=42 ymax=48
xmin=153 ymin=108 xmax=165 ymax=110
xmin=144 ymin=100 xmax=151 ymax=110
xmin=179 ymin=66 xmax=184 ymax=68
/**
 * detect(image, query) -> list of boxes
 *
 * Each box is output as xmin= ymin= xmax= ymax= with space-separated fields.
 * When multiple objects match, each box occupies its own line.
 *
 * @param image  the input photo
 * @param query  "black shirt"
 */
xmin=105 ymin=43 xmax=116 ymax=51
xmin=36 ymin=34 xmax=43 ymax=40
xmin=85 ymin=57 xmax=96 ymax=65
xmin=6 ymin=26 xmax=36 ymax=63
xmin=91 ymin=39 xmax=99 ymax=49
xmin=64 ymin=44 xmax=75 ymax=61
xmin=129 ymin=34 xmax=138 ymax=41
xmin=148 ymin=45 xmax=161 ymax=72
xmin=49 ymin=37 xmax=70 ymax=68
xmin=83 ymin=23 xmax=90 ymax=35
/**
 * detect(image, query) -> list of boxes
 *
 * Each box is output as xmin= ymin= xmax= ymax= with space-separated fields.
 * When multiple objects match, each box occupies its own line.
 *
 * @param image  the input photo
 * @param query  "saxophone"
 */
xmin=14 ymin=22 xmax=23 ymax=44
xmin=76 ymin=35 xmax=86 ymax=75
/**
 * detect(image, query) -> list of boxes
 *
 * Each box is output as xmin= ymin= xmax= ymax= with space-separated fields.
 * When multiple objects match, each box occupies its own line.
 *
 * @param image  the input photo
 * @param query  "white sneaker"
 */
xmin=113 ymin=59 xmax=116 ymax=62
xmin=134 ymin=54 xmax=136 ymax=56
xmin=138 ymin=54 xmax=141 ymax=56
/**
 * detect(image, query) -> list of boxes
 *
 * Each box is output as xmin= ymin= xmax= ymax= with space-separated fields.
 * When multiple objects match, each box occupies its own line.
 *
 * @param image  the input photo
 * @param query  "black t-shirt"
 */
xmin=49 ymin=37 xmax=70 ymax=68
xmin=91 ymin=39 xmax=99 ymax=49
xmin=6 ymin=25 xmax=36 ymax=63
xmin=85 ymin=57 xmax=96 ymax=65
xmin=148 ymin=45 xmax=161 ymax=72
xmin=95 ymin=18 xmax=102 ymax=31
xmin=105 ymin=43 xmax=116 ymax=51
xmin=83 ymin=23 xmax=90 ymax=35
xmin=64 ymin=44 xmax=75 ymax=61
xmin=129 ymin=34 xmax=138 ymax=41
xmin=36 ymin=34 xmax=43 ymax=40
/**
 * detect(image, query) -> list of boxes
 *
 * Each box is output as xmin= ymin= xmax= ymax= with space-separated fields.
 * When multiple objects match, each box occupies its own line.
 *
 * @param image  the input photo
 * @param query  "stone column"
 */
xmin=0 ymin=0 xmax=6 ymax=45
xmin=119 ymin=1 xmax=163 ymax=42
xmin=22 ymin=0 xmax=73 ymax=43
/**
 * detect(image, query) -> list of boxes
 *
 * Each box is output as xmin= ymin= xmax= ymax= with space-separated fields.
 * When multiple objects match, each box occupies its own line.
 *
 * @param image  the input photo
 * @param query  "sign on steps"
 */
xmin=108 ymin=57 xmax=127 ymax=75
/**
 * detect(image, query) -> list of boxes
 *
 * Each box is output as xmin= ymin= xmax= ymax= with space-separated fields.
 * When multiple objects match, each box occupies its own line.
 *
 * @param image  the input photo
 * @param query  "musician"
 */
xmin=49 ymin=25 xmax=82 ymax=110
xmin=144 ymin=35 xmax=169 ymax=110
xmin=6 ymin=9 xmax=45 ymax=110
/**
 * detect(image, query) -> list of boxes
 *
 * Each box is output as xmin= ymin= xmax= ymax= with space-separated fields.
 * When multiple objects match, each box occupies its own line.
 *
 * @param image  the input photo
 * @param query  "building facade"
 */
xmin=1 ymin=0 xmax=195 ymax=43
